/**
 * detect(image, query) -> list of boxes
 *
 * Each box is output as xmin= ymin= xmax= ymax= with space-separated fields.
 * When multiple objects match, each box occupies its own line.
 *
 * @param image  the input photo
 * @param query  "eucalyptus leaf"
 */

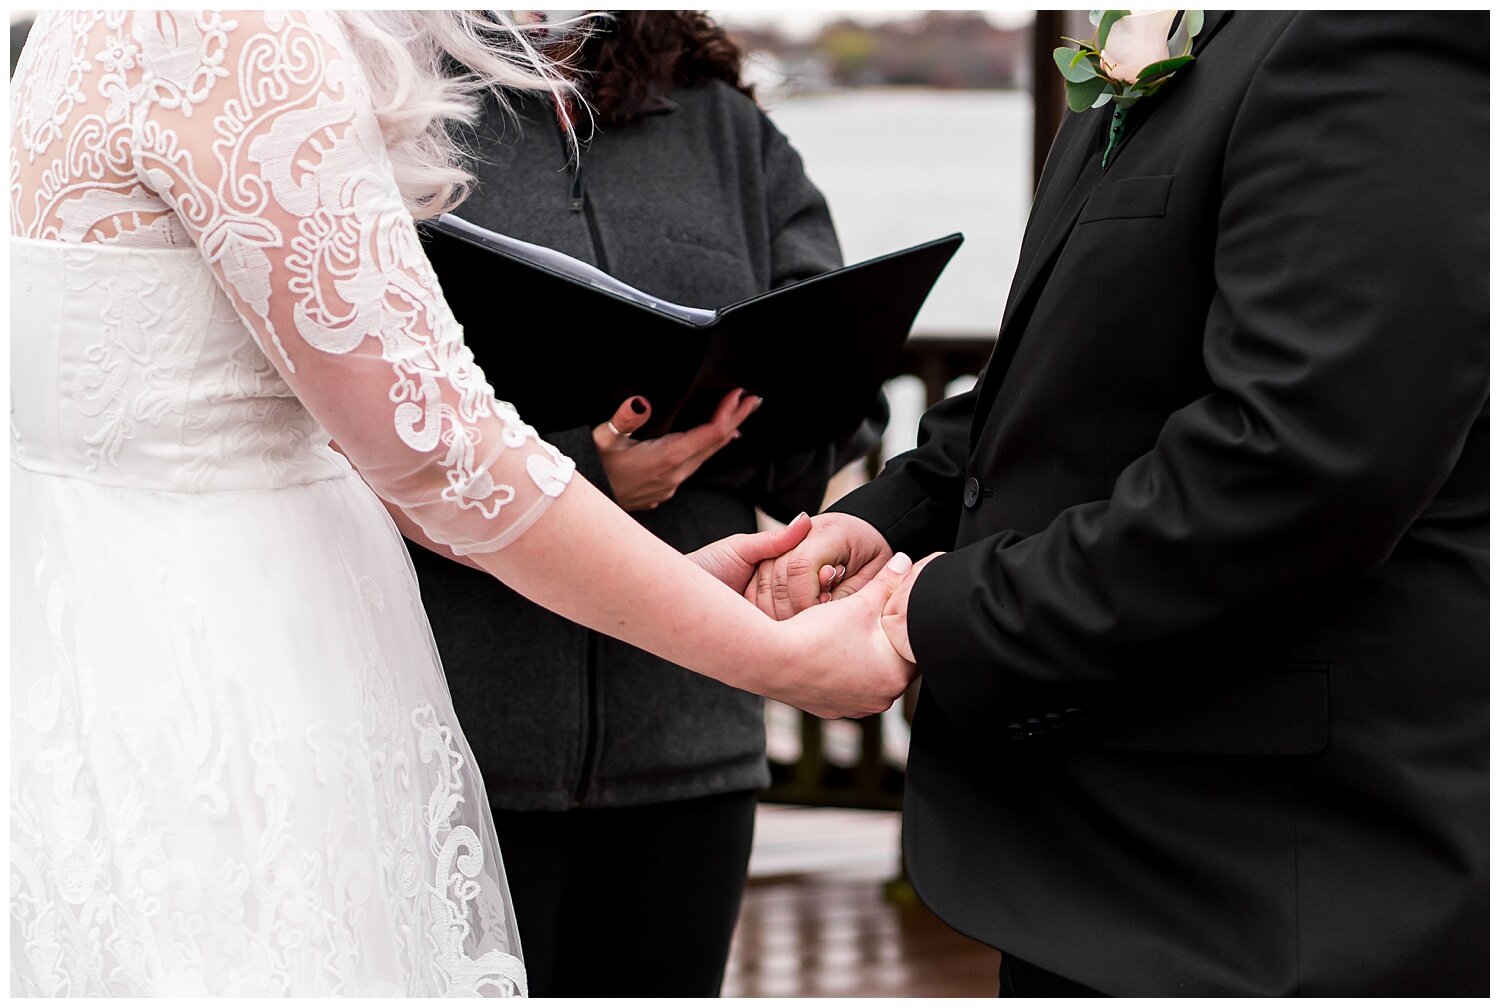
xmin=1089 ymin=10 xmax=1104 ymax=26
xmin=1186 ymin=10 xmax=1205 ymax=38
xmin=1134 ymin=53 xmax=1194 ymax=86
xmin=1066 ymin=76 xmax=1108 ymax=112
xmin=1054 ymin=46 xmax=1100 ymax=84
xmin=1097 ymin=10 xmax=1128 ymax=50
xmin=1091 ymin=90 xmax=1114 ymax=109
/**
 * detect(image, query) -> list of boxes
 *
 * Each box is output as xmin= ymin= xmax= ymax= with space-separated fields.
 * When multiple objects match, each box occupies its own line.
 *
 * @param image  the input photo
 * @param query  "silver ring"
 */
xmin=606 ymin=421 xmax=631 ymax=439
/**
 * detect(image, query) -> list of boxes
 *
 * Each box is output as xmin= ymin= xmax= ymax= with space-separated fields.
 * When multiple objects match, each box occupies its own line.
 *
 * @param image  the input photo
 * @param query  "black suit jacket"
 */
xmin=832 ymin=12 xmax=1487 ymax=994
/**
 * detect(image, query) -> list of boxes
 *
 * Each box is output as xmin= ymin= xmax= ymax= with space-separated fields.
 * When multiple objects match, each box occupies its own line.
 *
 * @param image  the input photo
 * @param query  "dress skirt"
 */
xmin=10 ymin=461 xmax=528 ymax=996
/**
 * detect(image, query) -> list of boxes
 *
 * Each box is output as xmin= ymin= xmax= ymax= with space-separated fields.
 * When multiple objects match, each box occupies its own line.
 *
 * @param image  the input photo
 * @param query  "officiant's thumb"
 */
xmin=853 ymin=552 xmax=913 ymax=610
xmin=603 ymin=396 xmax=651 ymax=440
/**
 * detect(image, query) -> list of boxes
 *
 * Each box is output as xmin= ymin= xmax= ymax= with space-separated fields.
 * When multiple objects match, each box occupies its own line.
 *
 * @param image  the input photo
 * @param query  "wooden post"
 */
xmin=1031 ymin=11 xmax=1069 ymax=189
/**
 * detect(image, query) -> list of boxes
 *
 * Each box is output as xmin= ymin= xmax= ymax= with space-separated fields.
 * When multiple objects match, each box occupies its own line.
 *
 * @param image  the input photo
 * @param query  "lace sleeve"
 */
xmin=130 ymin=11 xmax=574 ymax=554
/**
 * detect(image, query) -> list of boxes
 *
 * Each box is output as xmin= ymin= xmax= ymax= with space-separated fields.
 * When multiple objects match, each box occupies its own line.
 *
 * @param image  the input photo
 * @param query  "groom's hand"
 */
xmin=752 ymin=512 xmax=894 ymax=620
xmin=880 ymin=552 xmax=942 ymax=663
xmin=689 ymin=512 xmax=813 ymax=594
xmin=765 ymin=551 xmax=918 ymax=718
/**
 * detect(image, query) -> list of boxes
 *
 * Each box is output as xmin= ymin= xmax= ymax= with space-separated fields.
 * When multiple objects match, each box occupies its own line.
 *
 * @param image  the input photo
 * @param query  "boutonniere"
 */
xmin=1054 ymin=10 xmax=1204 ymax=166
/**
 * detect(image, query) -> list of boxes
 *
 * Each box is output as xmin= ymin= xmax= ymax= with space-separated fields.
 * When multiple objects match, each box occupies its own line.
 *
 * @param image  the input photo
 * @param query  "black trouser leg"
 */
xmin=488 ymin=806 xmax=576 ymax=996
xmin=492 ymin=791 xmax=757 ymax=997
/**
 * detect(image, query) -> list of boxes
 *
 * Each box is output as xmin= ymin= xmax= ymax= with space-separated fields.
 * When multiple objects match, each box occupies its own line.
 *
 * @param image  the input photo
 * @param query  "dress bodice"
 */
xmin=11 ymin=237 xmax=348 ymax=492
xmin=10 ymin=10 xmax=574 ymax=552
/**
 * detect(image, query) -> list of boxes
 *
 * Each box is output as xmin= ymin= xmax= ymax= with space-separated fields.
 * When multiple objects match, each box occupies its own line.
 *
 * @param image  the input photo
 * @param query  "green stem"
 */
xmin=1102 ymin=104 xmax=1128 ymax=167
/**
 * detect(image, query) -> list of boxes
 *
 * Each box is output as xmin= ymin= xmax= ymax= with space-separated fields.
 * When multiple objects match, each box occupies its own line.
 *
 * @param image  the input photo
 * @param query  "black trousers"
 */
xmin=489 ymin=790 xmax=758 ymax=997
xmin=1000 ymin=953 xmax=1107 ymax=997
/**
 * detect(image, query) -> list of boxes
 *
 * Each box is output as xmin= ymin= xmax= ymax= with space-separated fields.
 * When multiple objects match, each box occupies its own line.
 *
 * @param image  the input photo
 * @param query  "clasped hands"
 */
xmin=691 ymin=510 xmax=942 ymax=720
xmin=593 ymin=391 xmax=937 ymax=719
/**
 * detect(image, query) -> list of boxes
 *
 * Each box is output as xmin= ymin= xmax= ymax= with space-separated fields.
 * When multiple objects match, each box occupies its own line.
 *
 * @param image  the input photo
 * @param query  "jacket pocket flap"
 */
xmin=1084 ymin=663 xmax=1330 ymax=756
xmin=1078 ymin=174 xmax=1174 ymax=223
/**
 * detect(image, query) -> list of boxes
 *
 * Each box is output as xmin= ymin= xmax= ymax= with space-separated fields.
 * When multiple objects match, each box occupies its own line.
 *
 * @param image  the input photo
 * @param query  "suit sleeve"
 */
xmin=827 ymin=382 xmax=977 ymax=558
xmin=904 ymin=13 xmax=1488 ymax=726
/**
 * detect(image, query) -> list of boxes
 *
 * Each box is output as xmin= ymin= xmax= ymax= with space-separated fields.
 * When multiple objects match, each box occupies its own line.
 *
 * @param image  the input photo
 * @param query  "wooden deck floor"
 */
xmin=723 ymin=805 xmax=999 ymax=998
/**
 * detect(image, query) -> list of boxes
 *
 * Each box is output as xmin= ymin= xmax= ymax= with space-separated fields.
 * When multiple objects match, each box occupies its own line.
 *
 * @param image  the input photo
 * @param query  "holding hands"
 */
xmin=600 ymin=387 xmax=930 ymax=718
xmin=690 ymin=510 xmax=940 ymax=717
xmin=747 ymin=511 xmax=938 ymax=662
xmin=595 ymin=390 xmax=920 ymax=719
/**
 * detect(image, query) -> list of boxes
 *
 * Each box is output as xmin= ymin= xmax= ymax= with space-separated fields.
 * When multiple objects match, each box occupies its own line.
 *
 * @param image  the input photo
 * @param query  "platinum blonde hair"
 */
xmin=332 ymin=10 xmax=587 ymax=220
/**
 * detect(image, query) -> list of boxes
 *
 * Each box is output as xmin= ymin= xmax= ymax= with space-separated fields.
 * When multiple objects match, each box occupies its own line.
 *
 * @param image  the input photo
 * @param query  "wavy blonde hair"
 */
xmin=333 ymin=11 xmax=587 ymax=220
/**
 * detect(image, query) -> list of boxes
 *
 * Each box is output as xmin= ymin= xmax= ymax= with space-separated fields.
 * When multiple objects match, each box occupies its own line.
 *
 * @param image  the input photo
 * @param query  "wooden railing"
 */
xmin=763 ymin=333 xmax=995 ymax=810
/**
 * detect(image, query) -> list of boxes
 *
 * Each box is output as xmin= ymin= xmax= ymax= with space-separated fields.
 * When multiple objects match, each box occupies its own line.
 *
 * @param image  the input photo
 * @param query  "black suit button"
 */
xmin=1024 ymin=718 xmax=1045 ymax=736
xmin=1044 ymin=712 xmax=1065 ymax=730
xmin=1064 ymin=707 xmax=1087 ymax=723
xmin=1006 ymin=722 xmax=1026 ymax=741
xmin=963 ymin=476 xmax=982 ymax=509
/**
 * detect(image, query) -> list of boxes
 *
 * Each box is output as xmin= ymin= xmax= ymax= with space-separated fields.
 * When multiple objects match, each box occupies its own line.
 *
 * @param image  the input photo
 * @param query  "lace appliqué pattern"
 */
xmin=11 ymin=9 xmax=547 ymax=996
xmin=10 ymin=9 xmax=573 ymax=549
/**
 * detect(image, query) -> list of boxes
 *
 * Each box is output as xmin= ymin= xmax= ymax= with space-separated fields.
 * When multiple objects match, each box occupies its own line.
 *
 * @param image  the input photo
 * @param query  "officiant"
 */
xmin=408 ymin=11 xmax=887 ymax=996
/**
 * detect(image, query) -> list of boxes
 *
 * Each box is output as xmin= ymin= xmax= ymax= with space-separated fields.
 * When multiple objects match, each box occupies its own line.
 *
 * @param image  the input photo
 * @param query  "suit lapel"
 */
xmin=997 ymin=117 xmax=1107 ymax=336
xmin=1002 ymin=10 xmax=1233 ymax=334
xmin=1100 ymin=10 xmax=1232 ymax=171
xmin=967 ymin=10 xmax=1234 ymax=434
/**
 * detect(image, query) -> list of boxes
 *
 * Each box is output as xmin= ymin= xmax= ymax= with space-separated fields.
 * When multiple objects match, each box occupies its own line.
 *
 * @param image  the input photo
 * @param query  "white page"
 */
xmin=434 ymin=213 xmax=719 ymax=326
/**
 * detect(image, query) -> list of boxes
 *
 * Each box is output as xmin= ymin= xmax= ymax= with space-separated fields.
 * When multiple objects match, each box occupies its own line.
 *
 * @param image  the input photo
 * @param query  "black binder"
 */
xmin=419 ymin=214 xmax=962 ymax=456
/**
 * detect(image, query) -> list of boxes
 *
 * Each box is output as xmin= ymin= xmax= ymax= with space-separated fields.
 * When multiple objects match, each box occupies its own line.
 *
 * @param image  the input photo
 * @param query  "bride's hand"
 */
xmin=690 ymin=513 xmax=813 ymax=593
xmin=757 ymin=552 xmax=919 ymax=719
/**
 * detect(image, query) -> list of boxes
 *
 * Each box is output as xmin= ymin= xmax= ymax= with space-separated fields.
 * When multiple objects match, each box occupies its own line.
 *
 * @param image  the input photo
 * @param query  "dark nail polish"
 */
xmin=630 ymin=397 xmax=646 ymax=414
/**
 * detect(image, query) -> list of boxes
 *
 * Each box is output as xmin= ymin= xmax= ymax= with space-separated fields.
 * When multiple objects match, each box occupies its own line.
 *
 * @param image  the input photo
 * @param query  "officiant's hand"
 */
xmin=593 ymin=389 xmax=762 ymax=512
xmin=751 ymin=512 xmax=894 ymax=619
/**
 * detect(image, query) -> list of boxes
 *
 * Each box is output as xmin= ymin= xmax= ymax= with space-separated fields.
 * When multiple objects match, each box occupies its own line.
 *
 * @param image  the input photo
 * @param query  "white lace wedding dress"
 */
xmin=10 ymin=11 xmax=577 ymax=996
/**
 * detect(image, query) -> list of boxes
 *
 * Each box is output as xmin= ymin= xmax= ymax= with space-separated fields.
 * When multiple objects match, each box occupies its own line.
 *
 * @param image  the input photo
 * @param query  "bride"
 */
xmin=10 ymin=11 xmax=914 ymax=996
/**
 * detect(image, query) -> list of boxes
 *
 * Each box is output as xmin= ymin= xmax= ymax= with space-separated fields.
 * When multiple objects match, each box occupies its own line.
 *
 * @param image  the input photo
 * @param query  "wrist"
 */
xmin=727 ymin=607 xmax=802 ymax=697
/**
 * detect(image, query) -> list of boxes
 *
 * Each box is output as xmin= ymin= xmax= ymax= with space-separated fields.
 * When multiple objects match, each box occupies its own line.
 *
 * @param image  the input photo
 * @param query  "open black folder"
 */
xmin=419 ymin=214 xmax=962 ymax=457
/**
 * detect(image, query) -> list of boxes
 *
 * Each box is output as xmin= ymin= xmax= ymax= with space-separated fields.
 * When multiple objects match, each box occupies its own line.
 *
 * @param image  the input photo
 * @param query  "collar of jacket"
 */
xmin=965 ymin=11 xmax=1234 ymax=441
xmin=634 ymin=92 xmax=679 ymax=116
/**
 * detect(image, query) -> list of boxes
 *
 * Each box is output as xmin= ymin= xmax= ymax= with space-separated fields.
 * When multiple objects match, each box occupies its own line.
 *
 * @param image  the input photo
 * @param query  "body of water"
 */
xmin=763 ymin=88 xmax=1033 ymax=336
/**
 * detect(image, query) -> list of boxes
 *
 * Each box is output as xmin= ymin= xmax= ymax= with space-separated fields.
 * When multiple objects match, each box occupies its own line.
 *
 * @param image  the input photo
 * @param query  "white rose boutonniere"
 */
xmin=1054 ymin=10 xmax=1204 ymax=166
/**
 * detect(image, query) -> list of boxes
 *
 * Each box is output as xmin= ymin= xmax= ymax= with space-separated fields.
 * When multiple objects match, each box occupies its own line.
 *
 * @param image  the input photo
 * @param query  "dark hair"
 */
xmin=560 ymin=11 xmax=754 ymax=126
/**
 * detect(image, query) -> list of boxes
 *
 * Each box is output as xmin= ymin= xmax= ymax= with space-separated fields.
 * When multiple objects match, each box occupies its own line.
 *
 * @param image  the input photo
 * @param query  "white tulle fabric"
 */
xmin=10 ymin=10 xmax=572 ymax=996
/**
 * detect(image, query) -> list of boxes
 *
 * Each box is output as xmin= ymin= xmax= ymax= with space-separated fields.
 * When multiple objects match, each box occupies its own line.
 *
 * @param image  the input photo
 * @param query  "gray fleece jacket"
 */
xmin=410 ymin=81 xmax=885 ymax=810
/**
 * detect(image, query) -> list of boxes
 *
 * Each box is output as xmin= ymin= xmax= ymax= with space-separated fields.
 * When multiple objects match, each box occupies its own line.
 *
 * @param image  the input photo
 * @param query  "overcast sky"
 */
xmin=10 ymin=9 xmax=1039 ymax=36
xmin=711 ymin=8 xmax=1035 ymax=41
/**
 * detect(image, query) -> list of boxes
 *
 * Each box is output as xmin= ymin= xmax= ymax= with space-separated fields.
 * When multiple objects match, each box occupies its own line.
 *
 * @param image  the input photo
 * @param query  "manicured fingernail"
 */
xmin=751 ymin=396 xmax=764 ymax=411
xmin=731 ymin=430 xmax=741 ymax=440
xmin=888 ymin=552 xmax=912 ymax=574
xmin=794 ymin=512 xmax=809 ymax=525
xmin=630 ymin=397 xmax=646 ymax=414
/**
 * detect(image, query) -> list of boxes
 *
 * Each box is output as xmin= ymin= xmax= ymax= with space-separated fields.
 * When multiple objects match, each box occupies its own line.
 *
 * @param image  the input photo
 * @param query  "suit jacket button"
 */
xmin=1044 ymin=712 xmax=1065 ymax=730
xmin=963 ymin=476 xmax=982 ymax=509
xmin=1024 ymin=718 xmax=1045 ymax=736
xmin=1006 ymin=722 xmax=1026 ymax=741
xmin=1064 ymin=707 xmax=1087 ymax=723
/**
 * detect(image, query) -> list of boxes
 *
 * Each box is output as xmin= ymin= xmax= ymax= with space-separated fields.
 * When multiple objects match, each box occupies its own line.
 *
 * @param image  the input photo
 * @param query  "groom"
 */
xmin=754 ymin=11 xmax=1487 ymax=996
